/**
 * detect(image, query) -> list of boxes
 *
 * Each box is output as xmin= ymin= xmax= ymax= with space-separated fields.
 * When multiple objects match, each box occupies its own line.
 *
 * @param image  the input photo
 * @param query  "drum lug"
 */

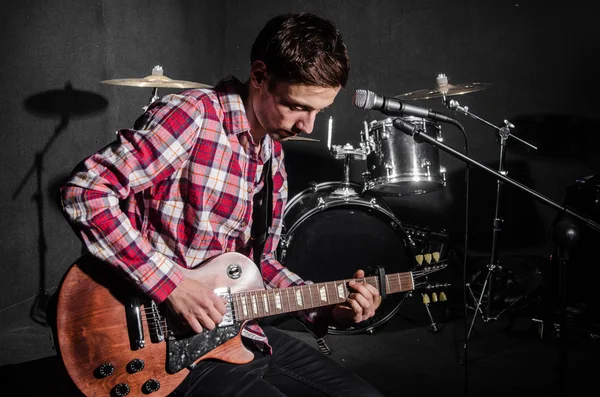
xmin=309 ymin=181 xmax=318 ymax=191
xmin=317 ymin=197 xmax=326 ymax=210
xmin=421 ymin=160 xmax=432 ymax=178
xmin=368 ymin=198 xmax=381 ymax=209
xmin=384 ymin=162 xmax=393 ymax=176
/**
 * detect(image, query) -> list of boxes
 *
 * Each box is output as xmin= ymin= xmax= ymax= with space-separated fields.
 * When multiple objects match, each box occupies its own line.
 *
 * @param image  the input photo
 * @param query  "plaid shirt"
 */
xmin=60 ymin=76 xmax=327 ymax=352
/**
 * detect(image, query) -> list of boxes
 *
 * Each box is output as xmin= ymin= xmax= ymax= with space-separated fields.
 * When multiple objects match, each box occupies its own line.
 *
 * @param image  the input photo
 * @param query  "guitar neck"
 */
xmin=232 ymin=272 xmax=414 ymax=321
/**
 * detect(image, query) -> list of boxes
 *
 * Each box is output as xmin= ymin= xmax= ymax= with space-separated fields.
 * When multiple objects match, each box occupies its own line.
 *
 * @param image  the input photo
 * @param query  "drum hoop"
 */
xmin=284 ymin=181 xmax=370 ymax=218
xmin=284 ymin=198 xmax=405 ymax=243
xmin=283 ymin=181 xmax=405 ymax=241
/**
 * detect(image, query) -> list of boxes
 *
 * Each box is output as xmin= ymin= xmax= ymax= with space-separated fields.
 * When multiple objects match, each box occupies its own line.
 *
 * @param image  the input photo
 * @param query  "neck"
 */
xmin=242 ymin=80 xmax=268 ymax=143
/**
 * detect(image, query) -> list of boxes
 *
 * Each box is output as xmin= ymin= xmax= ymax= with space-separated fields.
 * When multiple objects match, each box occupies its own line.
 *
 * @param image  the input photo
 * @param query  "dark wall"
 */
xmin=0 ymin=0 xmax=224 ymax=364
xmin=223 ymin=0 xmax=600 ymax=253
xmin=1 ymin=0 xmax=599 ymax=365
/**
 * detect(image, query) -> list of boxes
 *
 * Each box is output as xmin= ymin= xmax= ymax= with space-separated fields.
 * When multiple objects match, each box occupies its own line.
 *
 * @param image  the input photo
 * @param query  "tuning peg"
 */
xmin=424 ymin=253 xmax=432 ymax=264
xmin=432 ymin=252 xmax=440 ymax=262
xmin=422 ymin=293 xmax=430 ymax=304
xmin=431 ymin=292 xmax=438 ymax=302
xmin=415 ymin=254 xmax=424 ymax=265
xmin=439 ymin=292 xmax=447 ymax=301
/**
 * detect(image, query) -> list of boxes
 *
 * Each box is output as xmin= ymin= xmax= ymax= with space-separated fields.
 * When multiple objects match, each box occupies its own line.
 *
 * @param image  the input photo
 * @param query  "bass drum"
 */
xmin=278 ymin=181 xmax=416 ymax=334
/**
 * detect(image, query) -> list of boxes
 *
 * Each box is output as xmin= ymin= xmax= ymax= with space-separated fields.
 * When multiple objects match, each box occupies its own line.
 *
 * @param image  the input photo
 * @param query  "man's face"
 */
xmin=253 ymin=75 xmax=340 ymax=142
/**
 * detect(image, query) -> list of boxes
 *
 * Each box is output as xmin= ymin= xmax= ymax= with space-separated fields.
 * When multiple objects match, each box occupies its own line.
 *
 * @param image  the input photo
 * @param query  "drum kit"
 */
xmin=278 ymin=74 xmax=502 ymax=335
xmin=102 ymin=67 xmax=527 ymax=336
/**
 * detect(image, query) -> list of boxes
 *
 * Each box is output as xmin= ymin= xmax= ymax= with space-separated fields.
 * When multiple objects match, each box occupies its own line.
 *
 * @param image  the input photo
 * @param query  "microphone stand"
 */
xmin=446 ymin=100 xmax=538 ymax=329
xmin=393 ymin=117 xmax=600 ymax=346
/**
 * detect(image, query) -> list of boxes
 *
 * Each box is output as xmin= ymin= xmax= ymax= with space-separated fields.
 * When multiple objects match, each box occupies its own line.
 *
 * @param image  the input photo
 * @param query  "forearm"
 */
xmin=61 ymin=183 xmax=183 ymax=302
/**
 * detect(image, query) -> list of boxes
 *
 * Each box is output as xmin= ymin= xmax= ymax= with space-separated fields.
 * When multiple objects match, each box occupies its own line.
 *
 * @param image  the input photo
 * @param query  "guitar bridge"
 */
xmin=214 ymin=287 xmax=234 ymax=327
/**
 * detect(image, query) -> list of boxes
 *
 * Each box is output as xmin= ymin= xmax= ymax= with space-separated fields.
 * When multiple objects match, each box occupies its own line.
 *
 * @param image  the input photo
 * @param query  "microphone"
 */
xmin=353 ymin=89 xmax=455 ymax=123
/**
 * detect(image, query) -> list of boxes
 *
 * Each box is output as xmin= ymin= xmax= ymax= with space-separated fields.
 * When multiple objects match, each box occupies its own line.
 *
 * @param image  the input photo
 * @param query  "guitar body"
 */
xmin=55 ymin=252 xmax=264 ymax=397
xmin=54 ymin=251 xmax=430 ymax=396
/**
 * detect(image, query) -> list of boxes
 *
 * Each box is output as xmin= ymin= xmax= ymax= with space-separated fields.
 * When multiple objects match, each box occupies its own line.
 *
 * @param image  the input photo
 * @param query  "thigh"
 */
xmin=262 ymin=326 xmax=384 ymax=397
xmin=169 ymin=350 xmax=284 ymax=397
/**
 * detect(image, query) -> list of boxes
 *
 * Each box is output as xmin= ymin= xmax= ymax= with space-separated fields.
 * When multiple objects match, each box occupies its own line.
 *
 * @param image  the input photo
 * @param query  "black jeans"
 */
xmin=169 ymin=325 xmax=384 ymax=397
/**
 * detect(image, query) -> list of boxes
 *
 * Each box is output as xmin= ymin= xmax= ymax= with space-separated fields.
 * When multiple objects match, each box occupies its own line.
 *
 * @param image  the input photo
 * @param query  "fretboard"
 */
xmin=232 ymin=272 xmax=414 ymax=321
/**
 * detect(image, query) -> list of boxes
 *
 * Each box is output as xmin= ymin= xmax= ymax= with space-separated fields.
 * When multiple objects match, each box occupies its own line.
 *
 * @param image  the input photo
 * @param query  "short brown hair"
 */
xmin=251 ymin=12 xmax=350 ymax=88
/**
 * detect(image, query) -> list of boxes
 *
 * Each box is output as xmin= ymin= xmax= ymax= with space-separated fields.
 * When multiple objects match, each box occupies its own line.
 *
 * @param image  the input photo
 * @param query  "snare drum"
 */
xmin=277 ymin=181 xmax=417 ymax=334
xmin=362 ymin=117 xmax=446 ymax=196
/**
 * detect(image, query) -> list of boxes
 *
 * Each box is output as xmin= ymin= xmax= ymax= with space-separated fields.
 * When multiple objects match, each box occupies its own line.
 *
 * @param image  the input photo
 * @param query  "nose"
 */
xmin=296 ymin=111 xmax=318 ymax=134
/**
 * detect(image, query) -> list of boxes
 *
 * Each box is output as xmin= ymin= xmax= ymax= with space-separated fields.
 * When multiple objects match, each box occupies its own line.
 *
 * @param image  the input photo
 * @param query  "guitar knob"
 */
xmin=127 ymin=358 xmax=145 ymax=373
xmin=143 ymin=379 xmax=161 ymax=393
xmin=113 ymin=383 xmax=130 ymax=396
xmin=97 ymin=363 xmax=114 ymax=378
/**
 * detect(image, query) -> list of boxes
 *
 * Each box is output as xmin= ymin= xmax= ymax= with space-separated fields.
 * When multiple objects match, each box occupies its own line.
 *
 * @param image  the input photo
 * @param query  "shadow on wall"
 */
xmin=15 ymin=83 xmax=107 ymax=327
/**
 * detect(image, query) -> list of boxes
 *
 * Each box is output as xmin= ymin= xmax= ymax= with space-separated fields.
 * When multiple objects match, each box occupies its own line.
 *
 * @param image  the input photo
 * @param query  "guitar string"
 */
xmin=137 ymin=267 xmax=438 ymax=331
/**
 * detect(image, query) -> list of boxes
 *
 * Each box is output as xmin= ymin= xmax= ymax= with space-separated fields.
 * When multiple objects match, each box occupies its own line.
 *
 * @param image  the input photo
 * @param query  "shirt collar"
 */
xmin=214 ymin=76 xmax=251 ymax=136
xmin=214 ymin=75 xmax=273 ymax=158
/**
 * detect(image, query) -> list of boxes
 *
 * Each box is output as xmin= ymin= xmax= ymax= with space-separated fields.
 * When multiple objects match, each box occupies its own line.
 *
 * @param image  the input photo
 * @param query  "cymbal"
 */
xmin=101 ymin=65 xmax=212 ymax=89
xmin=395 ymin=74 xmax=491 ymax=100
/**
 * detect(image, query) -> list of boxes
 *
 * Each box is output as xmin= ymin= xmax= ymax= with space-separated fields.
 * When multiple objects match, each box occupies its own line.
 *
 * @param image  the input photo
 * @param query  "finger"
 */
xmin=187 ymin=316 xmax=204 ymax=334
xmin=207 ymin=306 xmax=224 ymax=326
xmin=197 ymin=311 xmax=217 ymax=331
xmin=213 ymin=297 xmax=228 ymax=315
xmin=351 ymin=292 xmax=371 ymax=310
xmin=349 ymin=281 xmax=375 ymax=303
xmin=346 ymin=297 xmax=363 ymax=319
xmin=353 ymin=269 xmax=365 ymax=278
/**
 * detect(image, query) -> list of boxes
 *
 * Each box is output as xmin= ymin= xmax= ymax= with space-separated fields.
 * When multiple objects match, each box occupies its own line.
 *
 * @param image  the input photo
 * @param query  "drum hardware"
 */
xmin=391 ymin=114 xmax=600 ymax=346
xmin=277 ymin=181 xmax=418 ymax=335
xmin=101 ymin=65 xmax=212 ymax=110
xmin=326 ymin=117 xmax=368 ymax=198
xmin=443 ymin=98 xmax=539 ymax=338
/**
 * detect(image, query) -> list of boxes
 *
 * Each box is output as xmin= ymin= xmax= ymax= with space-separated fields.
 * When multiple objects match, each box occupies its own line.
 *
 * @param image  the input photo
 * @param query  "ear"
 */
xmin=250 ymin=60 xmax=268 ymax=88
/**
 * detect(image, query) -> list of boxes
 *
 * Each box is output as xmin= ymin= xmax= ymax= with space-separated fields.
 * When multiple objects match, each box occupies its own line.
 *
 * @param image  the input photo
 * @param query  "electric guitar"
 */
xmin=54 ymin=252 xmax=445 ymax=396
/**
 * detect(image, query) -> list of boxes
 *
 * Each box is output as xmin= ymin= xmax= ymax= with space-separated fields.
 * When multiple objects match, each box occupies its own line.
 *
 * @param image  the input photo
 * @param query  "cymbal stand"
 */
xmin=143 ymin=65 xmax=164 ymax=111
xmin=445 ymin=99 xmax=537 ymax=336
xmin=327 ymin=116 xmax=367 ymax=198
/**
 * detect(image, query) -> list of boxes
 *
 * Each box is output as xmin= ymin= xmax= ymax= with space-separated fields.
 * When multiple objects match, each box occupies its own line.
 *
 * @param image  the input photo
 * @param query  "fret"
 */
xmin=240 ymin=294 xmax=249 ymax=318
xmin=398 ymin=273 xmax=402 ymax=293
xmin=262 ymin=291 xmax=270 ymax=314
xmin=319 ymin=284 xmax=328 ymax=305
xmin=307 ymin=284 xmax=314 ymax=308
xmin=285 ymin=287 xmax=292 ymax=312
xmin=228 ymin=271 xmax=419 ymax=321
xmin=273 ymin=290 xmax=280 ymax=312
xmin=251 ymin=291 xmax=259 ymax=317
xmin=296 ymin=286 xmax=304 ymax=308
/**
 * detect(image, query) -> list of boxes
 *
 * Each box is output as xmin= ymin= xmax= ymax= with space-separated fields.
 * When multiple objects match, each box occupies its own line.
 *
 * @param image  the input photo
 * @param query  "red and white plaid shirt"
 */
xmin=60 ymin=76 xmax=326 ymax=352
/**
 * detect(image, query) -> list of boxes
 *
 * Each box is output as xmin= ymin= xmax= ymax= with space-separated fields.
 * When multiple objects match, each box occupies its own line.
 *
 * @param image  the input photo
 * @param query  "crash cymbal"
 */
xmin=395 ymin=74 xmax=492 ymax=100
xmin=101 ymin=65 xmax=212 ymax=89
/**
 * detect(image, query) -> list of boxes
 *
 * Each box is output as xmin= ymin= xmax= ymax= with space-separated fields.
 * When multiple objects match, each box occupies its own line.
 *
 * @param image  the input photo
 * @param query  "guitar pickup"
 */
xmin=126 ymin=296 xmax=145 ymax=349
xmin=214 ymin=287 xmax=234 ymax=327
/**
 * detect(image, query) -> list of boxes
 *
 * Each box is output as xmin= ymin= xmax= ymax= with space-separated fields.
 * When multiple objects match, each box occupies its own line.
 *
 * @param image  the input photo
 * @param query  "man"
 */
xmin=60 ymin=12 xmax=384 ymax=397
